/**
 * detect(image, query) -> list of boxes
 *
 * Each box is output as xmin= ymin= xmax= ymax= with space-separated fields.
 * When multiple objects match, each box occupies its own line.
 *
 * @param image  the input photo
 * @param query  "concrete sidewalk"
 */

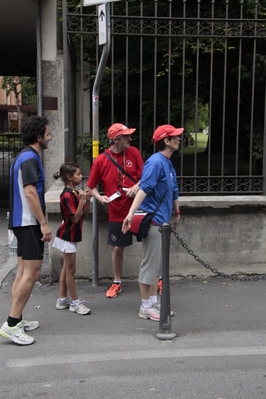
xmin=1 ymin=262 xmax=266 ymax=339
xmin=0 ymin=207 xmax=17 ymax=285
xmin=1 ymin=259 xmax=266 ymax=399
xmin=1 ymin=207 xmax=266 ymax=399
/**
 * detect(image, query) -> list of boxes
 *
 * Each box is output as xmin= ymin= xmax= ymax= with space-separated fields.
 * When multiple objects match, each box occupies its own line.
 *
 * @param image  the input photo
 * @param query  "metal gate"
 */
xmin=60 ymin=0 xmax=266 ymax=194
xmin=0 ymin=134 xmax=23 ymax=206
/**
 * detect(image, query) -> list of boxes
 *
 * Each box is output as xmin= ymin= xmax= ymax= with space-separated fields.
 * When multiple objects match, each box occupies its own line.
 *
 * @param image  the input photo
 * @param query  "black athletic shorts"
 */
xmin=107 ymin=222 xmax=133 ymax=247
xmin=13 ymin=225 xmax=44 ymax=260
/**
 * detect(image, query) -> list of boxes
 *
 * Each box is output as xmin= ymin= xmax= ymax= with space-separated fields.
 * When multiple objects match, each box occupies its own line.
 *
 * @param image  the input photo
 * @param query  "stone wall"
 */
xmin=45 ymin=182 xmax=266 ymax=283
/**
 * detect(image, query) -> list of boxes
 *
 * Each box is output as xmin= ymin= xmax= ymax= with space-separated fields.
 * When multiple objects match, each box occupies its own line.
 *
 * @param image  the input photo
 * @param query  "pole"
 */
xmin=156 ymin=222 xmax=177 ymax=340
xmin=62 ymin=0 xmax=69 ymax=161
xmin=91 ymin=3 xmax=111 ymax=285
xmin=36 ymin=0 xmax=43 ymax=117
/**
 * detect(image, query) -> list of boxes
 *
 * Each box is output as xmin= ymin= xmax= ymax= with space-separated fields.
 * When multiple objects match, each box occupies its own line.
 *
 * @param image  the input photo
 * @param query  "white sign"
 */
xmin=98 ymin=3 xmax=107 ymax=45
xmin=84 ymin=0 xmax=120 ymax=6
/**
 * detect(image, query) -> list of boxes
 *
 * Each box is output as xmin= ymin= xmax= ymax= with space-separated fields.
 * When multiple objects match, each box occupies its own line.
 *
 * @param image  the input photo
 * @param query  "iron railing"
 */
xmin=1 ymin=1 xmax=266 ymax=205
xmin=63 ymin=0 xmax=266 ymax=195
xmin=0 ymin=134 xmax=23 ymax=206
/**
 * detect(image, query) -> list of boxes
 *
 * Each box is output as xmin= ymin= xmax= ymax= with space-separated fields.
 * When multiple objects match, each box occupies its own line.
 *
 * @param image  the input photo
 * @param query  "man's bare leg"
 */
xmin=11 ymin=256 xmax=24 ymax=297
xmin=106 ymin=246 xmax=124 ymax=298
xmin=112 ymin=246 xmax=124 ymax=281
xmin=9 ymin=259 xmax=42 ymax=319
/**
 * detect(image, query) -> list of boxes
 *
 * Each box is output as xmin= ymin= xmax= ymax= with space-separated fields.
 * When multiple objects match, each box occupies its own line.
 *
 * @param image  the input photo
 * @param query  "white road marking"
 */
xmin=7 ymin=346 xmax=266 ymax=368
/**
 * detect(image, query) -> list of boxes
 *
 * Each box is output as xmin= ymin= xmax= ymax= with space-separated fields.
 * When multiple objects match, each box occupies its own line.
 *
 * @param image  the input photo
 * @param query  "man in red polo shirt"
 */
xmin=87 ymin=123 xmax=144 ymax=298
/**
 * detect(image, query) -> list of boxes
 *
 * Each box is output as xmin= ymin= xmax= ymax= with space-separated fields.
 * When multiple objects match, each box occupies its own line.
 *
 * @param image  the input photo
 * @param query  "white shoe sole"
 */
xmin=69 ymin=307 xmax=91 ymax=315
xmin=138 ymin=312 xmax=159 ymax=322
xmin=0 ymin=329 xmax=35 ymax=345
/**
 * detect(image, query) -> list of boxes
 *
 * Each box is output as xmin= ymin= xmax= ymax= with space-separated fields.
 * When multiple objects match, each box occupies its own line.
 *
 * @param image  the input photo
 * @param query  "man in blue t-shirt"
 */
xmin=122 ymin=124 xmax=183 ymax=322
xmin=0 ymin=116 xmax=52 ymax=346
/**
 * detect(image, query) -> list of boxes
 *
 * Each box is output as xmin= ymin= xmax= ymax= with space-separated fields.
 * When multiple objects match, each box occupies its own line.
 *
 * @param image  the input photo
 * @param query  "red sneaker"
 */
xmin=106 ymin=283 xmax=122 ymax=298
xmin=158 ymin=279 xmax=162 ymax=295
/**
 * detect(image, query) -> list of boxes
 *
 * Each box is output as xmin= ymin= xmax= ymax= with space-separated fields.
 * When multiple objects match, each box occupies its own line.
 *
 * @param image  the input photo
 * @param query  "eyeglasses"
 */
xmin=167 ymin=135 xmax=180 ymax=141
xmin=119 ymin=135 xmax=131 ymax=139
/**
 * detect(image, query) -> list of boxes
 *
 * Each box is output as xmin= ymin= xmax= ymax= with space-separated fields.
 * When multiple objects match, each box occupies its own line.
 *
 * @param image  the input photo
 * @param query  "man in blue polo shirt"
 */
xmin=122 ymin=124 xmax=183 ymax=322
xmin=0 ymin=116 xmax=52 ymax=345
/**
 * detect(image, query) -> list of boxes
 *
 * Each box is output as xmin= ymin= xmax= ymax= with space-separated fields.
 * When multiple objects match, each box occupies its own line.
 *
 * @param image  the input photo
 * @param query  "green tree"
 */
xmin=67 ymin=0 xmax=266 ymax=169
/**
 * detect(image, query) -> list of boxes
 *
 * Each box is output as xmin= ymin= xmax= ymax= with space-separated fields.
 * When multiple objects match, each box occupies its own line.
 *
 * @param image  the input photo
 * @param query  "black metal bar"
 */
xmin=39 ymin=1 xmax=266 ymax=198
xmin=156 ymin=223 xmax=176 ymax=340
xmin=36 ymin=0 xmax=43 ymax=117
xmin=263 ymin=78 xmax=266 ymax=195
xmin=91 ymin=3 xmax=111 ymax=286
xmin=62 ymin=0 xmax=69 ymax=161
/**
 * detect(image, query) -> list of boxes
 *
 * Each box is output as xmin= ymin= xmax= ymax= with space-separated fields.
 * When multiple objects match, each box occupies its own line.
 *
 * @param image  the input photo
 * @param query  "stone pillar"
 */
xmin=41 ymin=0 xmax=65 ymax=192
xmin=40 ymin=0 xmax=65 ymax=273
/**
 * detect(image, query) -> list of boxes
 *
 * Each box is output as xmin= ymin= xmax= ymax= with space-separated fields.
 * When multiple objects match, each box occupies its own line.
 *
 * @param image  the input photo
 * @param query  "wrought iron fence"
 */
xmin=1 ymin=1 xmax=265 ymax=204
xmin=0 ymin=134 xmax=23 ymax=206
xmin=64 ymin=0 xmax=266 ymax=195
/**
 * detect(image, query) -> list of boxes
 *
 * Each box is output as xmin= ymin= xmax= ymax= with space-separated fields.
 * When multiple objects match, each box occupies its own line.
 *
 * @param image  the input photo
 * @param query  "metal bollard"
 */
xmin=156 ymin=222 xmax=176 ymax=340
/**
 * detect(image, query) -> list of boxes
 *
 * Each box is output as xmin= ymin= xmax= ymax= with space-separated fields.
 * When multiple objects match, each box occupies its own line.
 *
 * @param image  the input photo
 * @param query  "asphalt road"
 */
xmin=1 ymin=267 xmax=266 ymax=399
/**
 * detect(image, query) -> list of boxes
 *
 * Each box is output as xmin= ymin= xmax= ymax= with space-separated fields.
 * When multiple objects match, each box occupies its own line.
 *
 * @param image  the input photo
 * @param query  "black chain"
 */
xmin=171 ymin=229 xmax=266 ymax=282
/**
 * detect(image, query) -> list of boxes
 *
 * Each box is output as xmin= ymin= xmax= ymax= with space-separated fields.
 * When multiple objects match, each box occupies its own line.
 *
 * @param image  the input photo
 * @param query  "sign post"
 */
xmin=83 ymin=0 xmax=121 ymax=285
xmin=84 ymin=0 xmax=120 ymax=5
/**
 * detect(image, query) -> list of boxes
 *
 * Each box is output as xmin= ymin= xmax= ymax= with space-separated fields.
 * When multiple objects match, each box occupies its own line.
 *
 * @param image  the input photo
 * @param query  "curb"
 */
xmin=0 ymin=256 xmax=17 ymax=285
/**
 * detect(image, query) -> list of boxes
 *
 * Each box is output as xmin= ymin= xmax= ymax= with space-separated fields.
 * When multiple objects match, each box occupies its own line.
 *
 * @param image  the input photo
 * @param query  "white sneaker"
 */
xmin=153 ymin=302 xmax=174 ymax=317
xmin=69 ymin=301 xmax=91 ymax=315
xmin=56 ymin=297 xmax=70 ymax=310
xmin=18 ymin=319 xmax=40 ymax=331
xmin=0 ymin=322 xmax=35 ymax=345
xmin=138 ymin=306 xmax=160 ymax=321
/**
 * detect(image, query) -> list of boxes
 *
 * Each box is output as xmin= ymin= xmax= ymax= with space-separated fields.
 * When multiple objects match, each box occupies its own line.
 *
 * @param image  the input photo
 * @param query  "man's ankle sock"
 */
xmin=150 ymin=295 xmax=158 ymax=306
xmin=7 ymin=316 xmax=22 ymax=327
xmin=141 ymin=299 xmax=152 ymax=309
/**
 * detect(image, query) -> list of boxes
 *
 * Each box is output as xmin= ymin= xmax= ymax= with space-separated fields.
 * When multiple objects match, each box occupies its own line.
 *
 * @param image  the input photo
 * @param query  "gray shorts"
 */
xmin=107 ymin=222 xmax=133 ymax=247
xmin=138 ymin=224 xmax=162 ymax=286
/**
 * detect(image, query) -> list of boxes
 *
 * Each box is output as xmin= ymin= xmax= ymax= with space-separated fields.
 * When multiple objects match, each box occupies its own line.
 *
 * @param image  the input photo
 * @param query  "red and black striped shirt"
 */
xmin=56 ymin=187 xmax=83 ymax=242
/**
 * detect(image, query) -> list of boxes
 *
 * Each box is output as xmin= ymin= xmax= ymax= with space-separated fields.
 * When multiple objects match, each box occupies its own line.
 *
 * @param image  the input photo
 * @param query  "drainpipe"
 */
xmin=263 ymin=77 xmax=266 ymax=195
xmin=62 ymin=0 xmax=69 ymax=161
xmin=36 ymin=0 xmax=43 ymax=116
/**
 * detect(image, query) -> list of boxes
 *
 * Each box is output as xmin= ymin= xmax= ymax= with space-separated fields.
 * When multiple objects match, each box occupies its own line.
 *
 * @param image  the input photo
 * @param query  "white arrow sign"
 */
xmin=98 ymin=3 xmax=107 ymax=45
xmin=84 ymin=0 xmax=120 ymax=6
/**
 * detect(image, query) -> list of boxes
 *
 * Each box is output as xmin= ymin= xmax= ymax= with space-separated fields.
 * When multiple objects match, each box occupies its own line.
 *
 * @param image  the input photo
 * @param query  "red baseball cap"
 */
xmin=107 ymin=123 xmax=136 ymax=140
xmin=153 ymin=124 xmax=184 ymax=143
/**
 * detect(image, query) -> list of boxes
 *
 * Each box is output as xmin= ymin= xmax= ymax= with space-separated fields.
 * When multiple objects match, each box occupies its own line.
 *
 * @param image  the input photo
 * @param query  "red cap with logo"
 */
xmin=153 ymin=124 xmax=184 ymax=143
xmin=108 ymin=123 xmax=136 ymax=140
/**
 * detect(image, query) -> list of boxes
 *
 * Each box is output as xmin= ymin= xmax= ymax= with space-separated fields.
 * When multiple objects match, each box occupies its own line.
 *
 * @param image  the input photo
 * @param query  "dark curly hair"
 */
xmin=21 ymin=116 xmax=49 ymax=145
